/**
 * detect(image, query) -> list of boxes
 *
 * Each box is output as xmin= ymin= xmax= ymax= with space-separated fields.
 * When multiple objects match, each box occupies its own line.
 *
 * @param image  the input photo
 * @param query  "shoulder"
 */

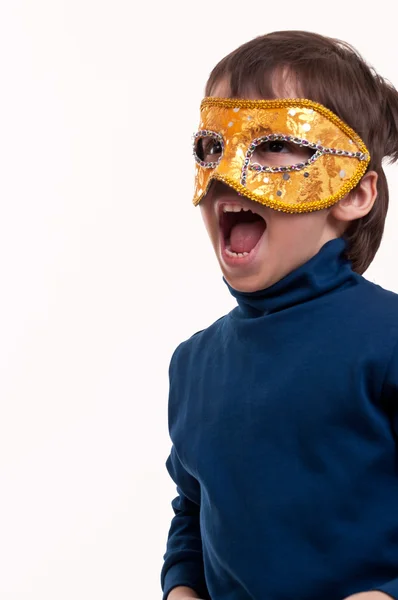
xmin=356 ymin=276 xmax=398 ymax=322
xmin=345 ymin=276 xmax=398 ymax=359
xmin=169 ymin=314 xmax=228 ymax=374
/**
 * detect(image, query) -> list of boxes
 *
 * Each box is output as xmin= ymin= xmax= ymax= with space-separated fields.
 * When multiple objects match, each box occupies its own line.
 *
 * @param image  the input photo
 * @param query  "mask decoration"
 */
xmin=193 ymin=98 xmax=370 ymax=213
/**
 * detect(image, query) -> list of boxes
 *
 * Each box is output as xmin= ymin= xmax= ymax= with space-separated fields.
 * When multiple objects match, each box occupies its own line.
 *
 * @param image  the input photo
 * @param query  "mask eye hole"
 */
xmin=196 ymin=138 xmax=222 ymax=160
xmin=193 ymin=131 xmax=224 ymax=167
xmin=252 ymin=139 xmax=316 ymax=167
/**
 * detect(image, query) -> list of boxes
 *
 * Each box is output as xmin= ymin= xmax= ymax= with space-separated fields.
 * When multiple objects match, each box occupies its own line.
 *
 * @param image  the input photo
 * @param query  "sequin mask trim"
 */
xmin=193 ymin=98 xmax=371 ymax=213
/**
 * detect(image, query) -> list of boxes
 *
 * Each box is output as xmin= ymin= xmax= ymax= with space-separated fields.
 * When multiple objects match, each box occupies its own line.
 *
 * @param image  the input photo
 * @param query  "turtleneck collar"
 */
xmin=224 ymin=237 xmax=358 ymax=318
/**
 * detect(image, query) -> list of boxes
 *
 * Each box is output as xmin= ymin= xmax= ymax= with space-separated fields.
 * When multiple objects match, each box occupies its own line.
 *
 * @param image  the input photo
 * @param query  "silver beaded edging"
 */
xmin=192 ymin=130 xmax=224 ymax=168
xmin=240 ymin=134 xmax=369 ymax=185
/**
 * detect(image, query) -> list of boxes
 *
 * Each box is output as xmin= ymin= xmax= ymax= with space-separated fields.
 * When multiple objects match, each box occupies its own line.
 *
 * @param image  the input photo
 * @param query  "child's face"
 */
xmin=200 ymin=181 xmax=341 ymax=293
xmin=199 ymin=80 xmax=346 ymax=293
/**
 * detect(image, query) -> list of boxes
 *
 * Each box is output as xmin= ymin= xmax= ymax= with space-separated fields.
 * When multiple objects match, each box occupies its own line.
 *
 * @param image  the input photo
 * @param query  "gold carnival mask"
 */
xmin=193 ymin=98 xmax=370 ymax=213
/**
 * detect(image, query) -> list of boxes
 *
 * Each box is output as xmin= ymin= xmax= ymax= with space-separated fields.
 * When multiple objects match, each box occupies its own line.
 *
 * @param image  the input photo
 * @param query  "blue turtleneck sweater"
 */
xmin=161 ymin=238 xmax=398 ymax=600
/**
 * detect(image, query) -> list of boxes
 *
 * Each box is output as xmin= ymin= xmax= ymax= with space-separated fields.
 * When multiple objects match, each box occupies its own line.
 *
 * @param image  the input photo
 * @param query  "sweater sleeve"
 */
xmin=161 ymin=346 xmax=209 ymax=600
xmin=373 ymin=340 xmax=398 ymax=600
xmin=161 ymin=447 xmax=209 ymax=600
xmin=374 ymin=578 xmax=398 ymax=600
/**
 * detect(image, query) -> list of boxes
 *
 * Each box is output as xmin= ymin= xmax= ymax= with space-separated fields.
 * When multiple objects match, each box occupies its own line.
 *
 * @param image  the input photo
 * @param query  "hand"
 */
xmin=166 ymin=587 xmax=203 ymax=600
xmin=343 ymin=592 xmax=392 ymax=600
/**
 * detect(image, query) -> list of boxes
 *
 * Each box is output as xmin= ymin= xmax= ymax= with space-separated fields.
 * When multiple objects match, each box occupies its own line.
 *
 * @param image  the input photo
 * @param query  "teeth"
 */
xmin=225 ymin=248 xmax=250 ymax=257
xmin=223 ymin=204 xmax=251 ymax=213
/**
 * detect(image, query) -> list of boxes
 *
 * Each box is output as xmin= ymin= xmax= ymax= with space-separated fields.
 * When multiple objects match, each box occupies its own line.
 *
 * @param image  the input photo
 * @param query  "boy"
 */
xmin=161 ymin=31 xmax=398 ymax=600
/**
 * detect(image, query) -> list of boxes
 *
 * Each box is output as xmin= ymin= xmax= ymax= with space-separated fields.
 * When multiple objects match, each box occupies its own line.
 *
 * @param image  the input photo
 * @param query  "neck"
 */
xmin=224 ymin=238 xmax=358 ymax=317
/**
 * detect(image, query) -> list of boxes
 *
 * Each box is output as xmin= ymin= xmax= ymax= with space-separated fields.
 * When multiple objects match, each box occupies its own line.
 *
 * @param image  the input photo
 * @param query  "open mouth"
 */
xmin=219 ymin=204 xmax=267 ymax=257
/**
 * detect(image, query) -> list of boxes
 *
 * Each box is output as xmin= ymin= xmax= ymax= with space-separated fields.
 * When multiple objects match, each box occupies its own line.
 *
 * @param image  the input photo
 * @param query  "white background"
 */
xmin=1 ymin=2 xmax=397 ymax=598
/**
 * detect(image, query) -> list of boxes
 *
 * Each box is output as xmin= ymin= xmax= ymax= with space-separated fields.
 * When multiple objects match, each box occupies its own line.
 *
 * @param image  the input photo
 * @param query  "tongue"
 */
xmin=230 ymin=221 xmax=265 ymax=253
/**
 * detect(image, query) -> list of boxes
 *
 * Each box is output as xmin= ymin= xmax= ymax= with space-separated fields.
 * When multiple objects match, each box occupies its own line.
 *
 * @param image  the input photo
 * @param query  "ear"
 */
xmin=330 ymin=171 xmax=378 ymax=222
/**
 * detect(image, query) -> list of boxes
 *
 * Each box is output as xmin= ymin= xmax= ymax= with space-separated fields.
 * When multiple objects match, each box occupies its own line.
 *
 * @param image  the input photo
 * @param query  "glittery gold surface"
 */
xmin=193 ymin=98 xmax=370 ymax=213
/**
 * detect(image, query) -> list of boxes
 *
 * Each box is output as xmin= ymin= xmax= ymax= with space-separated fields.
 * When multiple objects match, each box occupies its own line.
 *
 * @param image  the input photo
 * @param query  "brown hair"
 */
xmin=205 ymin=31 xmax=398 ymax=274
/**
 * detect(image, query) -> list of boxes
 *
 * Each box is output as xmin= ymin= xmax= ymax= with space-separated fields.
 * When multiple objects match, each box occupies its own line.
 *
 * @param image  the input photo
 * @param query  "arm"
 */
xmin=350 ymin=340 xmax=398 ymax=600
xmin=161 ymin=447 xmax=209 ymax=600
xmin=161 ymin=348 xmax=209 ymax=600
